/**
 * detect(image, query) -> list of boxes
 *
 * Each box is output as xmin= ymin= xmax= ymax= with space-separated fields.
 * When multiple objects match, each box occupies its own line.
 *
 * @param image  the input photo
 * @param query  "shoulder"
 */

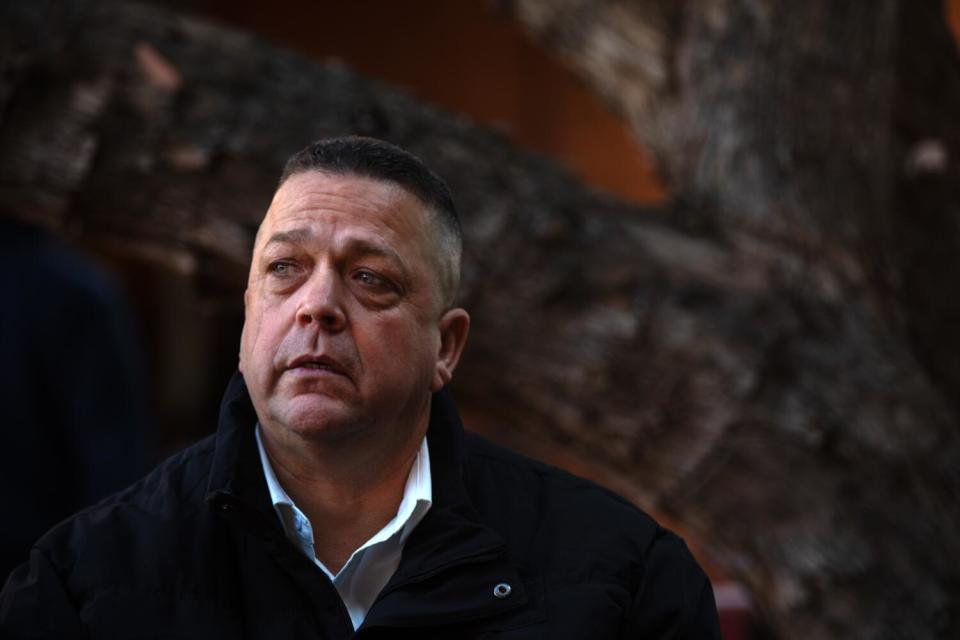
xmin=460 ymin=432 xmax=720 ymax=636
xmin=0 ymin=436 xmax=246 ymax=634
xmin=462 ymin=432 xmax=664 ymax=574
xmin=80 ymin=433 xmax=217 ymax=517
xmin=35 ymin=434 xmax=219 ymax=572
xmin=463 ymin=432 xmax=656 ymax=525
xmin=0 ymin=223 xmax=121 ymax=314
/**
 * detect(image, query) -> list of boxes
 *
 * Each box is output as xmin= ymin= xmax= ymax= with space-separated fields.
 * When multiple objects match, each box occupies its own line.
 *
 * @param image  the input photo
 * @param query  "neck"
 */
xmin=258 ymin=401 xmax=430 ymax=574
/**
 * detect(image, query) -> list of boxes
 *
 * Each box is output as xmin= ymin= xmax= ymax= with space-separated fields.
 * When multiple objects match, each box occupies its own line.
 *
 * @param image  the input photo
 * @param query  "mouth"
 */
xmin=285 ymin=354 xmax=349 ymax=378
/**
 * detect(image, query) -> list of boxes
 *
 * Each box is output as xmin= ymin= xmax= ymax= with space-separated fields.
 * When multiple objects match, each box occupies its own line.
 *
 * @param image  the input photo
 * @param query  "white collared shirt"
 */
xmin=255 ymin=425 xmax=432 ymax=630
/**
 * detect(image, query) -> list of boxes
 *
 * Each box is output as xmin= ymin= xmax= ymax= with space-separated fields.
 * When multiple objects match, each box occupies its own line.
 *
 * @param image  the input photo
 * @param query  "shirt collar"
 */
xmin=254 ymin=424 xmax=433 ymax=554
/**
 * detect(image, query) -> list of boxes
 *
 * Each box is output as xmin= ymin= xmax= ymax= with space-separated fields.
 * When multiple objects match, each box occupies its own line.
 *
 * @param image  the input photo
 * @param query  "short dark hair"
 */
xmin=280 ymin=136 xmax=461 ymax=243
xmin=278 ymin=136 xmax=462 ymax=307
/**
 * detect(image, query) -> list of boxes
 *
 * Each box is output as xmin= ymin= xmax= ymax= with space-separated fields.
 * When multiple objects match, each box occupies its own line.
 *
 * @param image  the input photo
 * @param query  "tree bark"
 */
xmin=503 ymin=0 xmax=960 ymax=636
xmin=1 ymin=1 xmax=958 ymax=637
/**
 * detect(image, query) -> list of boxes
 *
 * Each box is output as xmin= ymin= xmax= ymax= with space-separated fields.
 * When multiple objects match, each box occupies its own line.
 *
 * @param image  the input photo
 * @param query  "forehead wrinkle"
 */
xmin=262 ymin=178 xmax=413 ymax=247
xmin=269 ymin=171 xmax=404 ymax=222
xmin=263 ymin=227 xmax=313 ymax=248
xmin=262 ymin=224 xmax=405 ymax=261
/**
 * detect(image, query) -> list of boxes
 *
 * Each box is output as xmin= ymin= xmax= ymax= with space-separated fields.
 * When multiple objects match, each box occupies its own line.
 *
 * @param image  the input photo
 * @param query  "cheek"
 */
xmin=239 ymin=305 xmax=270 ymax=375
xmin=360 ymin=316 xmax=438 ymax=376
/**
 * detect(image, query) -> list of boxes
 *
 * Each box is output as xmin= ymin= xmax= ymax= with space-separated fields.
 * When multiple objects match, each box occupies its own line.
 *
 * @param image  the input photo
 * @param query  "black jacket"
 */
xmin=1 ymin=372 xmax=720 ymax=638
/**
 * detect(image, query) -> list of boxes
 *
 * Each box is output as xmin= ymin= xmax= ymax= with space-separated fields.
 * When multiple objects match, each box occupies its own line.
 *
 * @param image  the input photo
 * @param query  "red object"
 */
xmin=714 ymin=582 xmax=753 ymax=640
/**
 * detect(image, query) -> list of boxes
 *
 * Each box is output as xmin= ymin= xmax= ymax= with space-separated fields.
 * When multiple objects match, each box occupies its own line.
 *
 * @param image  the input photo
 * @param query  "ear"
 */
xmin=431 ymin=307 xmax=470 ymax=392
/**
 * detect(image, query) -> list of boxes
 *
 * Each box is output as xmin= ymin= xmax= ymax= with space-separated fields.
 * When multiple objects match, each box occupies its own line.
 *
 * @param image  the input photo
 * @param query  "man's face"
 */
xmin=240 ymin=170 xmax=465 ymax=443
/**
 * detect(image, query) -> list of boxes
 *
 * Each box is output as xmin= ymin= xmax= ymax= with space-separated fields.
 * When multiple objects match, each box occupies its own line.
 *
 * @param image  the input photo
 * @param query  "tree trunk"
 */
xmin=503 ymin=1 xmax=960 ymax=636
xmin=1 ymin=1 xmax=958 ymax=637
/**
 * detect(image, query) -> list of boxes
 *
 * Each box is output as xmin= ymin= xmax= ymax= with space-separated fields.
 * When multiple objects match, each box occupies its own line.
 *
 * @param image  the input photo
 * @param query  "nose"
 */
xmin=295 ymin=268 xmax=347 ymax=333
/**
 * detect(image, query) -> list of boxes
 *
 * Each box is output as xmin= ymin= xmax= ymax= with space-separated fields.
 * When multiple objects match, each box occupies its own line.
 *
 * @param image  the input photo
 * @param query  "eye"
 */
xmin=352 ymin=269 xmax=402 ymax=298
xmin=354 ymin=269 xmax=388 ymax=288
xmin=267 ymin=260 xmax=298 ymax=277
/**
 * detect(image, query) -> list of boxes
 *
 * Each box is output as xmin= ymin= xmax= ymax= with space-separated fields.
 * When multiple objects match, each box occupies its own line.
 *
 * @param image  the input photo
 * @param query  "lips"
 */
xmin=285 ymin=353 xmax=349 ymax=378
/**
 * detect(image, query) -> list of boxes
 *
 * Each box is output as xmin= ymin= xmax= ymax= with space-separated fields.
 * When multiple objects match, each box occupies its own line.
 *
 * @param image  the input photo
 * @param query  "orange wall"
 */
xmin=196 ymin=0 xmax=960 ymax=207
xmin=949 ymin=0 xmax=960 ymax=39
xmin=194 ymin=0 xmax=666 ymax=205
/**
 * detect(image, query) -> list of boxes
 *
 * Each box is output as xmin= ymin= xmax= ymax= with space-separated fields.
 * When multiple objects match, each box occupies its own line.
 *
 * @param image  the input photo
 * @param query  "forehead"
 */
xmin=259 ymin=171 xmax=431 ymax=247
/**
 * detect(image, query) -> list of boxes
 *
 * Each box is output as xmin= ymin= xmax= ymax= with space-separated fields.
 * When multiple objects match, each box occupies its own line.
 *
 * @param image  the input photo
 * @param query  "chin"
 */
xmin=270 ymin=396 xmax=367 ymax=442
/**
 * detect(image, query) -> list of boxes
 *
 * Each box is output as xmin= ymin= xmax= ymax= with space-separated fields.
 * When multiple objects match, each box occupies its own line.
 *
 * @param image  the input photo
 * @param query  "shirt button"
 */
xmin=493 ymin=582 xmax=512 ymax=599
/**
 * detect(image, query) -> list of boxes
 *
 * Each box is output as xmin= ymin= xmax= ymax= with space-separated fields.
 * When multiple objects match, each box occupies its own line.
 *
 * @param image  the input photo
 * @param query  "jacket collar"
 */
xmin=369 ymin=388 xmax=532 ymax=628
xmin=204 ymin=371 xmax=280 ymax=538
xmin=205 ymin=371 xmax=531 ymax=628
xmin=205 ymin=370 xmax=476 ymax=517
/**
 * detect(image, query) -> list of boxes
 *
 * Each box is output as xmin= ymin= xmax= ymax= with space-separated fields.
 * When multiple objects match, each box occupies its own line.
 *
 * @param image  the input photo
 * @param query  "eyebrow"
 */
xmin=264 ymin=228 xmax=313 ymax=247
xmin=345 ymin=238 xmax=404 ymax=264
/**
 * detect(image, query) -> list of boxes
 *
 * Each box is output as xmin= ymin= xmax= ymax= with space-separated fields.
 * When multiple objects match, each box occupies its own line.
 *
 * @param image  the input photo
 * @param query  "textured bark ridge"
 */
xmin=503 ymin=0 xmax=960 ymax=636
xmin=2 ymin=1 xmax=959 ymax=637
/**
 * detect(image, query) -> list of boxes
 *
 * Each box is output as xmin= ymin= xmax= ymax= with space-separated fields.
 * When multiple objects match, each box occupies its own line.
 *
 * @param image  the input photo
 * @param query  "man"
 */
xmin=1 ymin=137 xmax=720 ymax=638
xmin=0 ymin=218 xmax=150 ymax=584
